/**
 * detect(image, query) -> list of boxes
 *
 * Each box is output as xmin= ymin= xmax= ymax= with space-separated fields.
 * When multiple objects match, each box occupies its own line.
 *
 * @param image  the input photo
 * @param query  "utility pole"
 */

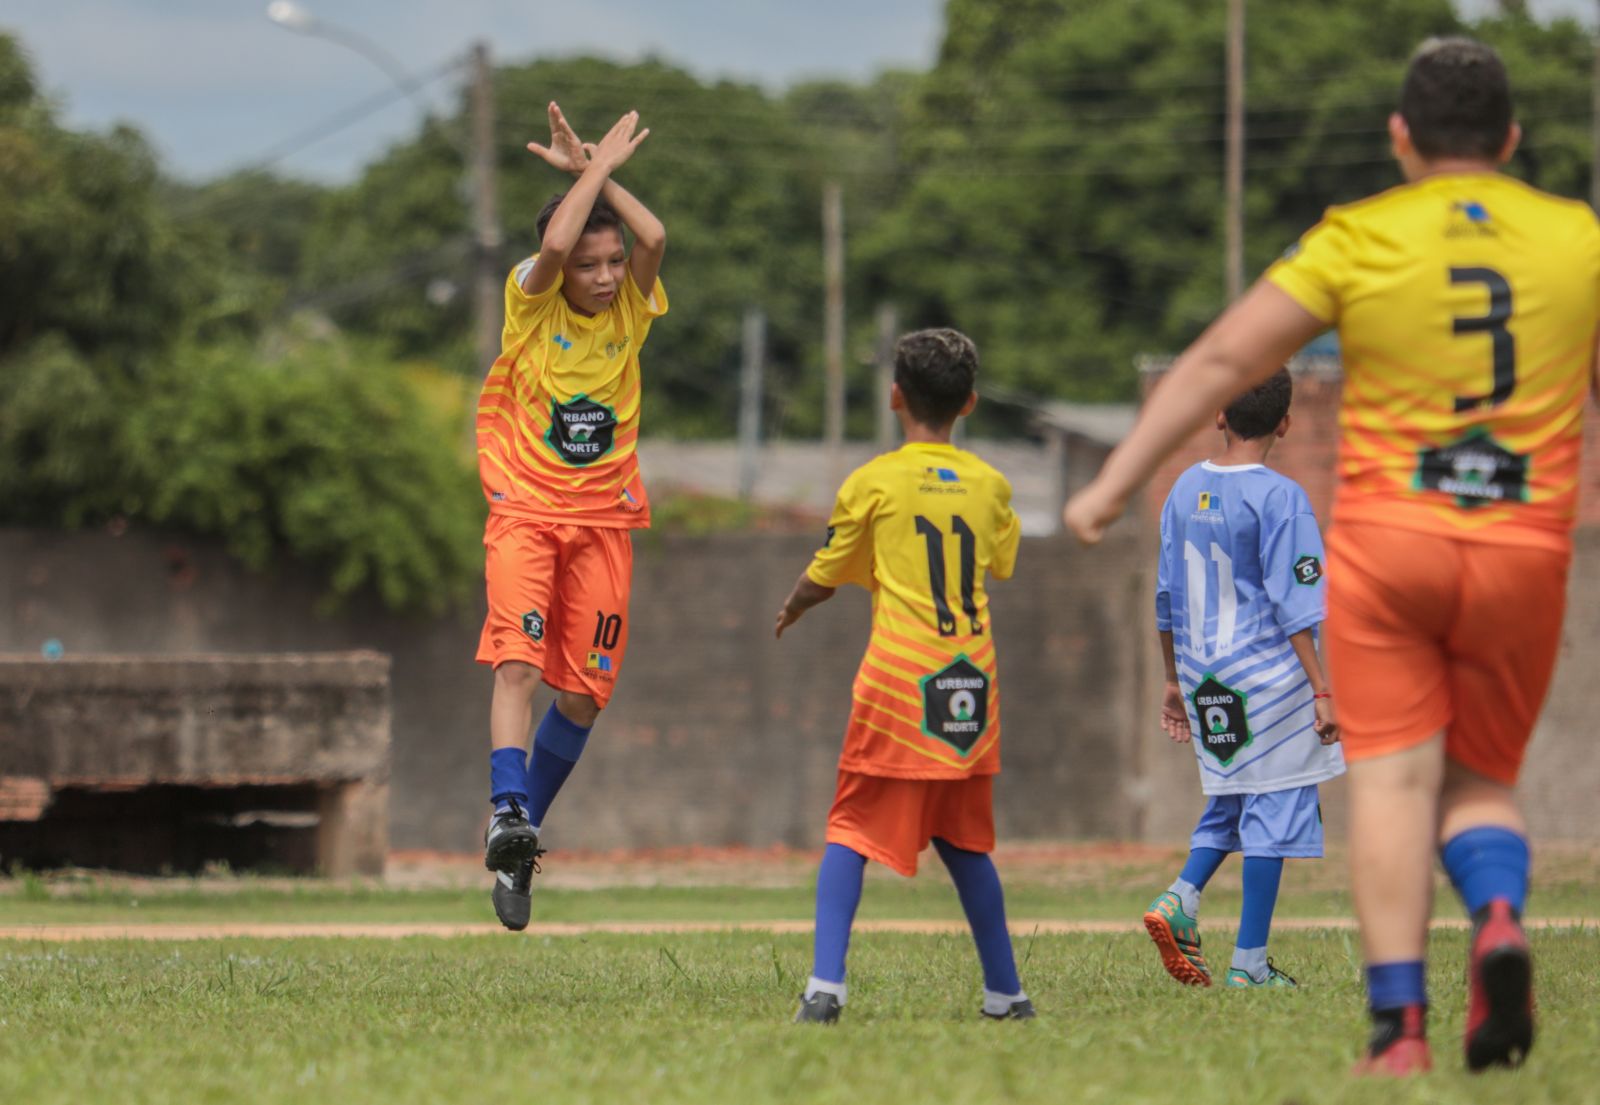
xmin=874 ymin=302 xmax=898 ymax=449
xmin=1592 ymin=0 xmax=1600 ymax=210
xmin=1225 ymin=0 xmax=1245 ymax=302
xmin=470 ymin=41 xmax=503 ymax=380
xmin=822 ymin=182 xmax=846 ymax=482
xmin=737 ymin=307 xmax=767 ymax=501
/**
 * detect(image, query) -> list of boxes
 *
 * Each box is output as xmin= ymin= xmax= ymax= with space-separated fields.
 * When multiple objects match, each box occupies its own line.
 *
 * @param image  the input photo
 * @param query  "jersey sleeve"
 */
xmin=806 ymin=469 xmax=875 ymax=591
xmin=620 ymin=268 xmax=669 ymax=350
xmin=1263 ymin=213 xmax=1355 ymax=326
xmin=1260 ymin=488 xmax=1326 ymax=638
xmin=1155 ymin=491 xmax=1176 ymax=632
xmin=990 ymin=474 xmax=1021 ymax=582
xmin=503 ymin=258 xmax=563 ymax=349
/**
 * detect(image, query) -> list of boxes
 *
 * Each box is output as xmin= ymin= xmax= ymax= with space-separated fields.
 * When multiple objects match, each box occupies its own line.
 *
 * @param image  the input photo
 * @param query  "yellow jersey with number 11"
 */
xmin=806 ymin=442 xmax=1021 ymax=779
xmin=1266 ymin=173 xmax=1600 ymax=552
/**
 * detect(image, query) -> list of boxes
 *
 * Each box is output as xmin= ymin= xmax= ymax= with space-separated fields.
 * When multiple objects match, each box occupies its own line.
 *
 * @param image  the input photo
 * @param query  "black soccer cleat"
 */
xmin=793 ymin=991 xmax=842 ymax=1024
xmin=483 ymin=798 xmax=539 ymax=873
xmin=982 ymin=998 xmax=1036 ymax=1021
xmin=491 ymin=848 xmax=544 ymax=932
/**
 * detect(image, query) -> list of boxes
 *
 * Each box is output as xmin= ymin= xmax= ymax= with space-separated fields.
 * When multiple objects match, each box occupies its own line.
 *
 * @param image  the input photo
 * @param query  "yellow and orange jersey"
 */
xmin=1266 ymin=173 xmax=1600 ymax=551
xmin=476 ymin=258 xmax=668 ymax=528
xmin=806 ymin=442 xmax=1021 ymax=779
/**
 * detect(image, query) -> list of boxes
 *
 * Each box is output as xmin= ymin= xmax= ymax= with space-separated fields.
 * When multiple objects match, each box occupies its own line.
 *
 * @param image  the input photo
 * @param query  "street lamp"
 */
xmin=266 ymin=2 xmax=503 ymax=396
xmin=266 ymin=0 xmax=434 ymax=116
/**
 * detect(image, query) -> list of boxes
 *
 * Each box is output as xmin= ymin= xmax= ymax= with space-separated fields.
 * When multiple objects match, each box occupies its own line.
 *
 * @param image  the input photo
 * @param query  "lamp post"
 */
xmin=266 ymin=3 xmax=502 ymax=386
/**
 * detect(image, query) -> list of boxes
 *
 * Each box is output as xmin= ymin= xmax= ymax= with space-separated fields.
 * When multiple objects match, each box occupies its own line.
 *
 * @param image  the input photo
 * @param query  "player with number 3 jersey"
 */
xmin=1065 ymin=38 xmax=1598 ymax=1075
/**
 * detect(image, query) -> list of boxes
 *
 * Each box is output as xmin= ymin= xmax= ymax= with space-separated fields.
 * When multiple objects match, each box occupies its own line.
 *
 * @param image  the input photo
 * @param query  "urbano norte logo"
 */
xmin=522 ymin=610 xmax=545 ymax=642
xmin=920 ymin=656 xmax=991 ymax=755
xmin=1191 ymin=674 xmax=1251 ymax=766
xmin=1415 ymin=431 xmax=1528 ymax=509
xmin=547 ymin=394 xmax=618 ymax=466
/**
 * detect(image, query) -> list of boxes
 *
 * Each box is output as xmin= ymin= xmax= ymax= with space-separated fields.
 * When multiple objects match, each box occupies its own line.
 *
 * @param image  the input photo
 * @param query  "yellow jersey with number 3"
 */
xmin=806 ymin=442 xmax=1021 ymax=779
xmin=1266 ymin=173 xmax=1600 ymax=551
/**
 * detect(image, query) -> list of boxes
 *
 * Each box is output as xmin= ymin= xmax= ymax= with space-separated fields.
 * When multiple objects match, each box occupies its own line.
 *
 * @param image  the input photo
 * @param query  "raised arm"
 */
xmin=520 ymin=108 xmax=649 ymax=296
xmin=1064 ymin=282 xmax=1324 ymax=544
xmin=530 ymin=102 xmax=665 ymax=294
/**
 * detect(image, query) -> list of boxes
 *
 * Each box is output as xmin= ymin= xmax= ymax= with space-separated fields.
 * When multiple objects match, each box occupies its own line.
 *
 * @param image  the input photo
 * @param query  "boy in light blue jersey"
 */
xmin=1143 ymin=368 xmax=1344 ymax=988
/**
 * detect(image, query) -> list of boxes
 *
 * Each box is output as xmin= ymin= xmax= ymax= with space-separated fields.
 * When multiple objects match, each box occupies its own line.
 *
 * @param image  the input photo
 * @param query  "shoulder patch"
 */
xmin=1293 ymin=555 xmax=1323 ymax=586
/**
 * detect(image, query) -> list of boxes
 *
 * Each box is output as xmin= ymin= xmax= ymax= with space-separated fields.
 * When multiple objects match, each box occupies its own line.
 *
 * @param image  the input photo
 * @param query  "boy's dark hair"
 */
xmin=1399 ymin=37 xmax=1513 ymax=161
xmin=894 ymin=328 xmax=979 ymax=426
xmin=1223 ymin=368 xmax=1292 ymax=440
xmin=535 ymin=192 xmax=625 ymax=247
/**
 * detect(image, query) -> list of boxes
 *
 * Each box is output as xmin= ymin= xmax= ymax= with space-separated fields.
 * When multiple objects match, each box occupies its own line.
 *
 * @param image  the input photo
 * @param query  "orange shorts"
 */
xmin=476 ymin=515 xmax=632 ymax=708
xmin=1324 ymin=521 xmax=1570 ymax=785
xmin=825 ymin=770 xmax=995 ymax=877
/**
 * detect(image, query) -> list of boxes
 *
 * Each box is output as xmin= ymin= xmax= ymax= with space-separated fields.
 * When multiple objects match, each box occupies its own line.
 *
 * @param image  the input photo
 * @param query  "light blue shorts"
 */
xmin=1189 ymin=785 xmax=1323 ymax=859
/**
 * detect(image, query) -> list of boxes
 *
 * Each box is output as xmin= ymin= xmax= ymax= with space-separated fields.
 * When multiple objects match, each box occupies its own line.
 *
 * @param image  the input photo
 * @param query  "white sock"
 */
xmin=1231 ymin=945 xmax=1268 ymax=980
xmin=804 ymin=976 xmax=846 ymax=1005
xmin=982 ymin=988 xmax=1027 ymax=1016
xmin=1168 ymin=878 xmax=1201 ymax=918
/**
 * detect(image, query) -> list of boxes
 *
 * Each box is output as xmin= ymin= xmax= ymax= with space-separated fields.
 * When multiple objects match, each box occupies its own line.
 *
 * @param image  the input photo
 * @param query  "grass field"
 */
xmin=3 ymin=848 xmax=1598 ymax=1104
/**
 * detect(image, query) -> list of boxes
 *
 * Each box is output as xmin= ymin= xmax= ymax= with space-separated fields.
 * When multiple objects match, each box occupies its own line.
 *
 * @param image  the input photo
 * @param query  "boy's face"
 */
xmin=560 ymin=227 xmax=627 ymax=316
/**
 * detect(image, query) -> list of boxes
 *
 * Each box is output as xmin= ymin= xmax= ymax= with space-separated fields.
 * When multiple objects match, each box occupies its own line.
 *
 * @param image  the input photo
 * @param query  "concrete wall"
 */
xmin=4 ymin=523 xmax=1597 ymax=851
xmin=0 ymin=526 xmax=1150 ymax=853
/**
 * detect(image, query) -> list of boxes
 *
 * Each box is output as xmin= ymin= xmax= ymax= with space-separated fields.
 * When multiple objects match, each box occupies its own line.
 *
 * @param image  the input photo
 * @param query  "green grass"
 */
xmin=3 ymin=928 xmax=1599 ymax=1104
xmin=3 ymin=864 xmax=1598 ymax=927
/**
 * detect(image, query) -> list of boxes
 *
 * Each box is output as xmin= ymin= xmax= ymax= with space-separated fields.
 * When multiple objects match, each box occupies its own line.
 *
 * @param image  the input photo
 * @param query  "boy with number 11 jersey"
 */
xmin=775 ymin=329 xmax=1032 ymax=1025
xmin=1144 ymin=370 xmax=1343 ymax=989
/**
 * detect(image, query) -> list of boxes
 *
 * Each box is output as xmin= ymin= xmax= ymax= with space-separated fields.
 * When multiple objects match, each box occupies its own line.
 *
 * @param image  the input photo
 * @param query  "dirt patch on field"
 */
xmin=0 ymin=917 xmax=1593 ymax=943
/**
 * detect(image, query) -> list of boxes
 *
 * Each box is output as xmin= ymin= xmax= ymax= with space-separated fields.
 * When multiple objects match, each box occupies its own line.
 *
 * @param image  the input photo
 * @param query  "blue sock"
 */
xmin=1440 ymin=826 xmax=1529 ymax=916
xmin=1179 ymin=846 xmax=1229 ymax=891
xmin=812 ymin=843 xmax=866 ymax=984
xmin=1366 ymin=960 xmax=1427 ymax=1012
xmin=489 ymin=747 xmax=528 ymax=809
xmin=526 ymin=703 xmax=592 ymax=827
xmin=934 ymin=838 xmax=1022 ymax=996
xmin=1236 ymin=855 xmax=1283 ymax=952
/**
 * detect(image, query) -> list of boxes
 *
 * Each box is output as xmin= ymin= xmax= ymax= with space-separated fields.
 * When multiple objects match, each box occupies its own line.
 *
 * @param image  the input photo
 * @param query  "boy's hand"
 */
xmin=1161 ymin=681 xmax=1192 ymax=743
xmin=774 ymin=601 xmax=805 ymax=639
xmin=586 ymin=110 xmax=649 ymax=173
xmin=1314 ymin=695 xmax=1340 ymax=745
xmin=1064 ymin=480 xmax=1127 ymax=545
xmin=526 ymin=101 xmax=589 ymax=175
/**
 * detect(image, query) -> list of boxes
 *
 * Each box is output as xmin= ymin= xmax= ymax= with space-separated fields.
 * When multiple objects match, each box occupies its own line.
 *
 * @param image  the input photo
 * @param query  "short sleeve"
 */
xmin=1263 ymin=214 xmax=1355 ymax=326
xmin=1260 ymin=492 xmax=1326 ymax=638
xmin=620 ymin=268 xmax=668 ymax=350
xmin=806 ymin=470 xmax=875 ymax=591
xmin=1155 ymin=499 xmax=1175 ymax=632
xmin=990 ymin=476 xmax=1021 ymax=582
xmin=502 ymin=257 xmax=563 ymax=350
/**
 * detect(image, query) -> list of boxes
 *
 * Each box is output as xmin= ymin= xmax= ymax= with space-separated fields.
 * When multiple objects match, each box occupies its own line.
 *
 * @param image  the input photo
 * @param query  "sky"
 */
xmin=2 ymin=0 xmax=1594 ymax=185
xmin=3 ymin=0 xmax=946 ymax=182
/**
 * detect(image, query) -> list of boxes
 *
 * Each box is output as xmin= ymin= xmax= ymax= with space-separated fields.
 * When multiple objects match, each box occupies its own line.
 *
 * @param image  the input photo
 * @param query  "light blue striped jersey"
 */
xmin=1155 ymin=461 xmax=1345 ymax=794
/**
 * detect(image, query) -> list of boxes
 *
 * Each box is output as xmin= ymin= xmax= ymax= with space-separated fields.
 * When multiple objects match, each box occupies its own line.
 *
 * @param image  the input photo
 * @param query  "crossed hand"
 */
xmin=527 ymin=101 xmax=648 ymax=175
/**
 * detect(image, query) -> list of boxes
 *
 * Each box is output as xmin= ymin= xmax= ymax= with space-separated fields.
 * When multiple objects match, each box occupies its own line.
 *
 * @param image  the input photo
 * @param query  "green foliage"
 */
xmin=0 ymin=332 xmax=483 ymax=613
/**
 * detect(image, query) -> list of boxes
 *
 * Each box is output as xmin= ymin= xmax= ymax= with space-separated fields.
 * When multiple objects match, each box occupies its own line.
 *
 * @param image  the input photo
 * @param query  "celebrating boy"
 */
xmin=775 ymin=329 xmax=1032 ymax=1024
xmin=476 ymin=104 xmax=666 ymax=930
xmin=1145 ymin=368 xmax=1343 ymax=990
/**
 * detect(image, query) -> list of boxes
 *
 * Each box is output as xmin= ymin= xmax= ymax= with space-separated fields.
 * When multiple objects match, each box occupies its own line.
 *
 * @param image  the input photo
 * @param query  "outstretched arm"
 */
xmin=530 ymin=102 xmax=666 ymax=295
xmin=774 ymin=573 xmax=835 ymax=639
xmin=1063 ymin=281 xmax=1324 ymax=544
xmin=520 ymin=108 xmax=649 ymax=296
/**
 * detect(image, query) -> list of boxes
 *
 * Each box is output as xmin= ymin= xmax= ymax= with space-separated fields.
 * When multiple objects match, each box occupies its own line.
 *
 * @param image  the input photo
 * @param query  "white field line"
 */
xmin=0 ymin=917 xmax=1593 ymax=942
